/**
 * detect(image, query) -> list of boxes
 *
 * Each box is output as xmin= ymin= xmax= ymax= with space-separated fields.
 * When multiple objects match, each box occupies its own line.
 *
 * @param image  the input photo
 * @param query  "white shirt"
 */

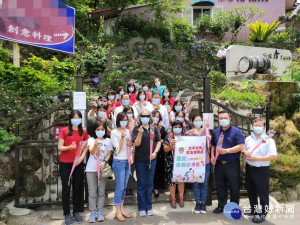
xmin=112 ymin=105 xmax=138 ymax=128
xmin=217 ymin=49 xmax=227 ymax=58
xmin=86 ymin=137 xmax=113 ymax=172
xmin=87 ymin=109 xmax=96 ymax=118
xmin=153 ymin=104 xmax=170 ymax=129
xmin=111 ymin=129 xmax=131 ymax=160
xmin=245 ymin=134 xmax=277 ymax=167
xmin=133 ymin=101 xmax=154 ymax=115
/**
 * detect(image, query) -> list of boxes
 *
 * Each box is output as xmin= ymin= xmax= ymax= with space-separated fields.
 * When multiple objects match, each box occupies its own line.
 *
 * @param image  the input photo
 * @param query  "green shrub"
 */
xmin=270 ymin=153 xmax=300 ymax=192
xmin=209 ymin=70 xmax=227 ymax=93
xmin=0 ymin=127 xmax=21 ymax=152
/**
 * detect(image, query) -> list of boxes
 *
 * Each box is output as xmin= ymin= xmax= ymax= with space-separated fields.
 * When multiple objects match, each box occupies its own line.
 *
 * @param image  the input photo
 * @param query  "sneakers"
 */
xmin=200 ymin=202 xmax=207 ymax=214
xmin=65 ymin=214 xmax=73 ymax=225
xmin=194 ymin=202 xmax=201 ymax=214
xmin=138 ymin=210 xmax=146 ymax=217
xmin=88 ymin=212 xmax=96 ymax=223
xmin=125 ymin=188 xmax=135 ymax=198
xmin=147 ymin=210 xmax=154 ymax=216
xmin=170 ymin=197 xmax=176 ymax=209
xmin=73 ymin=212 xmax=82 ymax=223
xmin=97 ymin=210 xmax=105 ymax=222
xmin=179 ymin=196 xmax=184 ymax=208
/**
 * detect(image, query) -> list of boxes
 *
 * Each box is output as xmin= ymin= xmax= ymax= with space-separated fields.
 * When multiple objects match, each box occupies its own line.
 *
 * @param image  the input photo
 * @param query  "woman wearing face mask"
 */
xmin=87 ymin=105 xmax=112 ymax=138
xmin=127 ymin=82 xmax=137 ymax=106
xmin=151 ymin=110 xmax=167 ymax=198
xmin=132 ymin=110 xmax=161 ymax=216
xmin=133 ymin=90 xmax=154 ymax=115
xmin=175 ymin=111 xmax=190 ymax=133
xmin=107 ymin=90 xmax=121 ymax=118
xmin=123 ymin=106 xmax=138 ymax=198
xmin=58 ymin=110 xmax=89 ymax=225
xmin=163 ymin=99 xmax=172 ymax=122
xmin=116 ymin=86 xmax=125 ymax=102
xmin=111 ymin=112 xmax=133 ymax=221
xmin=86 ymin=121 xmax=113 ymax=223
xmin=153 ymin=78 xmax=167 ymax=97
xmin=142 ymin=83 xmax=152 ymax=101
xmin=170 ymin=100 xmax=184 ymax=123
xmin=161 ymin=88 xmax=175 ymax=107
xmin=185 ymin=114 xmax=211 ymax=214
xmin=163 ymin=120 xmax=185 ymax=209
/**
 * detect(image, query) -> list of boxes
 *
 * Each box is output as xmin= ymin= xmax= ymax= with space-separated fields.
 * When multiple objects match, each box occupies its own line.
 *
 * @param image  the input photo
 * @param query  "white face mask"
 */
xmin=155 ymin=81 xmax=160 ymax=87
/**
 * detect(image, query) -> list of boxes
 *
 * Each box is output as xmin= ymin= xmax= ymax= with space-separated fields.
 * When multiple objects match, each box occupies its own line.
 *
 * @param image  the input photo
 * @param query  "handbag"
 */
xmin=100 ymin=162 xmax=113 ymax=179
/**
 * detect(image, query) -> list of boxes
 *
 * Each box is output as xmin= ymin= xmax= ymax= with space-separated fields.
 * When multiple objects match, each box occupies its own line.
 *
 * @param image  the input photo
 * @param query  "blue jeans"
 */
xmin=193 ymin=163 xmax=210 ymax=204
xmin=135 ymin=159 xmax=157 ymax=211
xmin=112 ymin=159 xmax=130 ymax=205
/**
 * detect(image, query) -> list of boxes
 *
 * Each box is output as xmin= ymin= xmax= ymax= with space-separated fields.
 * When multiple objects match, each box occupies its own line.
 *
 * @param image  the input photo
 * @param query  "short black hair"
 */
xmin=107 ymin=90 xmax=116 ymax=98
xmin=91 ymin=121 xmax=108 ymax=139
xmin=171 ymin=120 xmax=183 ymax=128
xmin=163 ymin=99 xmax=170 ymax=105
xmin=116 ymin=112 xmax=128 ymax=128
xmin=121 ymin=93 xmax=130 ymax=99
xmin=142 ymin=82 xmax=150 ymax=87
xmin=192 ymin=114 xmax=202 ymax=122
xmin=98 ymin=95 xmax=104 ymax=100
xmin=218 ymin=110 xmax=230 ymax=117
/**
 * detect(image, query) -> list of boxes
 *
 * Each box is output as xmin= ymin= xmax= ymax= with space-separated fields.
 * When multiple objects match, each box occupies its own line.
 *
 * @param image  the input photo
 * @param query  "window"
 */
xmin=193 ymin=7 xmax=212 ymax=23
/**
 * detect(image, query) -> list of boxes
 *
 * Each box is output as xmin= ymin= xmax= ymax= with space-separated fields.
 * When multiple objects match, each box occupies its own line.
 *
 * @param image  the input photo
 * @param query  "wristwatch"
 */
xmin=226 ymin=149 xmax=230 ymax=154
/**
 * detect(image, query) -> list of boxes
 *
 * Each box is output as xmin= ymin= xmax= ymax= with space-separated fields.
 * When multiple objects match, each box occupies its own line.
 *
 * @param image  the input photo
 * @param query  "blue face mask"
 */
xmin=119 ymin=91 xmax=124 ymax=96
xmin=108 ymin=95 xmax=114 ymax=100
xmin=143 ymin=86 xmax=148 ymax=91
xmin=176 ymin=117 xmax=184 ymax=123
xmin=175 ymin=105 xmax=182 ymax=112
xmin=122 ymin=99 xmax=130 ymax=106
xmin=98 ymin=111 xmax=106 ymax=118
xmin=71 ymin=119 xmax=82 ymax=126
xmin=253 ymin=126 xmax=264 ymax=134
xmin=98 ymin=102 xmax=103 ymax=106
xmin=164 ymin=105 xmax=170 ymax=110
xmin=129 ymin=87 xmax=134 ymax=92
xmin=163 ymin=92 xmax=170 ymax=97
xmin=220 ymin=119 xmax=230 ymax=127
xmin=141 ymin=117 xmax=150 ymax=124
xmin=127 ymin=113 xmax=133 ymax=119
xmin=120 ymin=121 xmax=128 ymax=128
xmin=139 ymin=95 xmax=145 ymax=100
xmin=173 ymin=127 xmax=182 ymax=134
xmin=155 ymin=81 xmax=160 ymax=87
xmin=153 ymin=117 xmax=159 ymax=123
xmin=96 ymin=130 xmax=105 ymax=138
xmin=194 ymin=121 xmax=203 ymax=128
xmin=152 ymin=98 xmax=160 ymax=105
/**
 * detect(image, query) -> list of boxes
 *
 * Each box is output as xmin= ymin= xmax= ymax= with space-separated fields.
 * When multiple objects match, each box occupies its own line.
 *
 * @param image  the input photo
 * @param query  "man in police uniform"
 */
xmin=211 ymin=111 xmax=245 ymax=213
xmin=243 ymin=118 xmax=277 ymax=223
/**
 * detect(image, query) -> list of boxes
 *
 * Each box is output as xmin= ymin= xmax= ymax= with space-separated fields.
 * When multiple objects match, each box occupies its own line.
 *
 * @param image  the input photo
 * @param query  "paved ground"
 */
xmin=6 ymin=199 xmax=300 ymax=225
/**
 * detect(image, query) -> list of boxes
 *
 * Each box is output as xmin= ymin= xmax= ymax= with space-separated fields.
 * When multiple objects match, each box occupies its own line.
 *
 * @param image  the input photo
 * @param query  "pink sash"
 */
xmin=215 ymin=132 xmax=224 ymax=161
xmin=126 ymin=137 xmax=132 ymax=170
xmin=149 ymin=125 xmax=155 ymax=169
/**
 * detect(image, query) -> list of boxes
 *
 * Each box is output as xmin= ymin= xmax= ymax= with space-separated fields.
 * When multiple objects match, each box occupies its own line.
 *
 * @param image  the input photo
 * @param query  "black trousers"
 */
xmin=246 ymin=164 xmax=270 ymax=215
xmin=220 ymin=58 xmax=226 ymax=74
xmin=215 ymin=159 xmax=240 ymax=207
xmin=153 ymin=150 xmax=165 ymax=190
xmin=59 ymin=162 xmax=84 ymax=215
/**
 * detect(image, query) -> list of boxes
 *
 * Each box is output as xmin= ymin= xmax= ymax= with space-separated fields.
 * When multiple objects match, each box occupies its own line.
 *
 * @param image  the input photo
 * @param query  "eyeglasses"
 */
xmin=141 ymin=115 xmax=150 ymax=118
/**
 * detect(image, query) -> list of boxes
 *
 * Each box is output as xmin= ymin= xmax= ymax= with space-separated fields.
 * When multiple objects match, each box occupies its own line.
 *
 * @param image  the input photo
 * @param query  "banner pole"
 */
xmin=13 ymin=42 xmax=20 ymax=67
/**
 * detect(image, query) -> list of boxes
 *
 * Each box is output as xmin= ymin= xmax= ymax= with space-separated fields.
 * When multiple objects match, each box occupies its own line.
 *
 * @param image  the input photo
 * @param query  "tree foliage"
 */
xmin=248 ymin=20 xmax=280 ymax=42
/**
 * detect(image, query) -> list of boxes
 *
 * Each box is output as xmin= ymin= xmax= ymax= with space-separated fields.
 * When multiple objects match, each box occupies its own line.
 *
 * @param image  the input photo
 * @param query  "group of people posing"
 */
xmin=58 ymin=78 xmax=277 ymax=225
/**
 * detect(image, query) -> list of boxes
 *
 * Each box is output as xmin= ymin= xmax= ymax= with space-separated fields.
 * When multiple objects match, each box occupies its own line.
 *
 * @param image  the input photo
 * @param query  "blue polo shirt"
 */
xmin=211 ymin=125 xmax=245 ymax=161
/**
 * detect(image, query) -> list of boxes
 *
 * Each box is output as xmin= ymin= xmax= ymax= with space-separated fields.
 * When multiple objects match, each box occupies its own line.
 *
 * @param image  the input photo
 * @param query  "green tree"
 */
xmin=225 ymin=6 xmax=265 ymax=43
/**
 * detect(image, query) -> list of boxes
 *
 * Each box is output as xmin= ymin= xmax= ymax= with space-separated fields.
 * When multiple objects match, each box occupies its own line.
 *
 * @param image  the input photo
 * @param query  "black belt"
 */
xmin=246 ymin=163 xmax=269 ymax=169
xmin=217 ymin=158 xmax=239 ymax=165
